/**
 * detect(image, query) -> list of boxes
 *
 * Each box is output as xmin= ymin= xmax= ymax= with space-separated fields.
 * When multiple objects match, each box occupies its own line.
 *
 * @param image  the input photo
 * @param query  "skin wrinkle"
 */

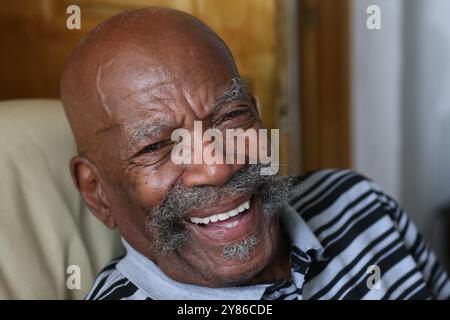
xmin=95 ymin=59 xmax=116 ymax=119
xmin=95 ymin=123 xmax=121 ymax=136
xmin=129 ymin=80 xmax=187 ymax=121
xmin=61 ymin=7 xmax=293 ymax=288
xmin=121 ymin=78 xmax=178 ymax=102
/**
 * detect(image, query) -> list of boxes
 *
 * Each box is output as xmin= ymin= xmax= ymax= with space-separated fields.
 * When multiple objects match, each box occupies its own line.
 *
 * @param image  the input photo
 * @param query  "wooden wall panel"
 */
xmin=299 ymin=0 xmax=351 ymax=171
xmin=0 ymin=0 xmax=279 ymax=130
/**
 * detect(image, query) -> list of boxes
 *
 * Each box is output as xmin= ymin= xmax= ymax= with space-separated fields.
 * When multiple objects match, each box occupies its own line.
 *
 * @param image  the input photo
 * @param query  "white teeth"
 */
xmin=190 ymin=217 xmax=201 ymax=224
xmin=229 ymin=209 xmax=239 ymax=217
xmin=224 ymin=221 xmax=239 ymax=228
xmin=217 ymin=213 xmax=229 ymax=221
xmin=189 ymin=200 xmax=250 ymax=225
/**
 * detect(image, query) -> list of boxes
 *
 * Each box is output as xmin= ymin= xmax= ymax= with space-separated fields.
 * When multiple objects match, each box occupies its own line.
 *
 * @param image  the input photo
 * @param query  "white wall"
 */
xmin=351 ymin=0 xmax=403 ymax=200
xmin=402 ymin=0 xmax=450 ymax=263
xmin=352 ymin=0 xmax=450 ymax=264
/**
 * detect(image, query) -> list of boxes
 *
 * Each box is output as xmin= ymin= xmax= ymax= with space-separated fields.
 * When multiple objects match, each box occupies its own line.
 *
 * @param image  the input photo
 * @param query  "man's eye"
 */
xmin=222 ymin=109 xmax=250 ymax=121
xmin=140 ymin=141 xmax=171 ymax=154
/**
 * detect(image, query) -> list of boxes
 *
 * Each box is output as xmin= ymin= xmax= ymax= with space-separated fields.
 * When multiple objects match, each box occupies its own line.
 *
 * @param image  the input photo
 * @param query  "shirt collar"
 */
xmin=117 ymin=238 xmax=270 ymax=300
xmin=279 ymin=202 xmax=325 ymax=261
xmin=116 ymin=201 xmax=324 ymax=300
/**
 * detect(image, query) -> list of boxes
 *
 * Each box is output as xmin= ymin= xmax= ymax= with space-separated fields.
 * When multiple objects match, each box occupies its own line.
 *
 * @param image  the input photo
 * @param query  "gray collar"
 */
xmin=279 ymin=202 xmax=325 ymax=260
xmin=116 ymin=202 xmax=324 ymax=300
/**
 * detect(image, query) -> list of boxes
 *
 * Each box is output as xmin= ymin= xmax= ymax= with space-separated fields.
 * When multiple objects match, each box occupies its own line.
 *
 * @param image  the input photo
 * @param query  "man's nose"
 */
xmin=176 ymin=124 xmax=246 ymax=188
xmin=180 ymin=162 xmax=243 ymax=188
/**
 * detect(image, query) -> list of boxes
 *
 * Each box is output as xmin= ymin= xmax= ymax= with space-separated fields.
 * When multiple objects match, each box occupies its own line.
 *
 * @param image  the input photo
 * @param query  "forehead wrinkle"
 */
xmin=121 ymin=78 xmax=178 ymax=102
xmin=121 ymin=77 xmax=185 ymax=119
xmin=127 ymin=95 xmax=178 ymax=115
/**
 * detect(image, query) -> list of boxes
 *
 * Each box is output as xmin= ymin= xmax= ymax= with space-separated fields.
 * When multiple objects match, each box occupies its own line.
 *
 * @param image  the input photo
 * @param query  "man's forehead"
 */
xmin=101 ymin=74 xmax=250 ymax=125
xmin=116 ymin=78 xmax=251 ymax=129
xmin=96 ymin=76 xmax=252 ymax=150
xmin=93 ymin=34 xmax=242 ymax=115
xmin=100 ymin=65 xmax=209 ymax=115
xmin=122 ymin=114 xmax=178 ymax=135
xmin=95 ymin=53 xmax=169 ymax=116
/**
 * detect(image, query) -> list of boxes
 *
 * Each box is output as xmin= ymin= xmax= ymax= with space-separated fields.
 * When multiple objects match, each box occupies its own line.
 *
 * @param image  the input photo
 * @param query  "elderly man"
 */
xmin=60 ymin=8 xmax=449 ymax=300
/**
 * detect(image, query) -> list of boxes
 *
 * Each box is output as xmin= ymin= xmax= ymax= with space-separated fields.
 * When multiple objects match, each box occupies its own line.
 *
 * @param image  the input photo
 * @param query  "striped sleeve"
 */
xmin=370 ymin=181 xmax=450 ymax=299
xmin=292 ymin=169 xmax=450 ymax=300
xmin=85 ymin=257 xmax=143 ymax=300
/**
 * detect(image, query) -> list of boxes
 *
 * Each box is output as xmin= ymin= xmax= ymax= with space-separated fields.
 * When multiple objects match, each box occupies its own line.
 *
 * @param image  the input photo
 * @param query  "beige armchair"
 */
xmin=0 ymin=99 xmax=123 ymax=299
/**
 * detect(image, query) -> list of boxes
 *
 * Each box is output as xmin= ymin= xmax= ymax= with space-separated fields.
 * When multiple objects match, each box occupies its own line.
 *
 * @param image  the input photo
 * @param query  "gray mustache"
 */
xmin=156 ymin=164 xmax=265 ymax=214
xmin=144 ymin=164 xmax=293 ymax=254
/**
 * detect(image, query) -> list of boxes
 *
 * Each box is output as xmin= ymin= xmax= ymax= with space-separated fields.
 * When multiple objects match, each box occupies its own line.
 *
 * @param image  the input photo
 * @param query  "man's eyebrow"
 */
xmin=125 ymin=118 xmax=177 ymax=153
xmin=212 ymin=77 xmax=255 ymax=115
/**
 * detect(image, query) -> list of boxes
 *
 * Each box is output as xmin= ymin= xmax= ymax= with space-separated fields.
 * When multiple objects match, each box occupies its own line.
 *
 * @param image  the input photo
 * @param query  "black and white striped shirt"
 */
xmin=86 ymin=169 xmax=450 ymax=300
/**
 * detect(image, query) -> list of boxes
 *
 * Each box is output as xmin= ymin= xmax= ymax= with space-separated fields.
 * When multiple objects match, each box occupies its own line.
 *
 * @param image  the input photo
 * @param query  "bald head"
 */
xmin=61 ymin=7 xmax=239 ymax=159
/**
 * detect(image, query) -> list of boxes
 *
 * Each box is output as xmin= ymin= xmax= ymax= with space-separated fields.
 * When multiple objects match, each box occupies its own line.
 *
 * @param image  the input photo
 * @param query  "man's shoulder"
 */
xmin=287 ymin=168 xmax=386 ymax=223
xmin=288 ymin=168 xmax=377 ymax=204
xmin=85 ymin=257 xmax=150 ymax=300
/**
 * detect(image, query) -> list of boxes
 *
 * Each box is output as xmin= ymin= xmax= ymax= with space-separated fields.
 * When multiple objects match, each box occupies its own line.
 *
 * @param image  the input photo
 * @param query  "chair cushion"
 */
xmin=0 ymin=99 xmax=123 ymax=299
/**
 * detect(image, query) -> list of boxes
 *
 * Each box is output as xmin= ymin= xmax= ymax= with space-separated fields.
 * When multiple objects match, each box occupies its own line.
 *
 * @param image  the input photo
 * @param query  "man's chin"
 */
xmin=205 ymin=239 xmax=276 ymax=287
xmin=178 ymin=207 xmax=279 ymax=287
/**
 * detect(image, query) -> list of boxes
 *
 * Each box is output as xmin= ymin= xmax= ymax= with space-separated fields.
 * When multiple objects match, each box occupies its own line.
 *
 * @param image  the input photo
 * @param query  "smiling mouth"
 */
xmin=187 ymin=195 xmax=255 ymax=229
xmin=184 ymin=194 xmax=260 ymax=245
xmin=187 ymin=199 xmax=251 ymax=229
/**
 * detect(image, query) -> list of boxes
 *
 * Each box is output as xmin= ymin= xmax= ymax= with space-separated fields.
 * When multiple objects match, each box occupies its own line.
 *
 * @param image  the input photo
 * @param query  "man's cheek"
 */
xmin=127 ymin=170 xmax=171 ymax=205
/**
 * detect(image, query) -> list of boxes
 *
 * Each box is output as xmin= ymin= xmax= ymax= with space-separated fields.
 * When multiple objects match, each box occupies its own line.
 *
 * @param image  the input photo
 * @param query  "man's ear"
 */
xmin=70 ymin=156 xmax=117 ymax=229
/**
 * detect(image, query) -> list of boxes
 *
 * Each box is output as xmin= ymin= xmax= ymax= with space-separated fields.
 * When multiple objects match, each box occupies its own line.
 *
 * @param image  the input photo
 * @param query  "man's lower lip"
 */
xmin=186 ymin=198 xmax=257 ymax=243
